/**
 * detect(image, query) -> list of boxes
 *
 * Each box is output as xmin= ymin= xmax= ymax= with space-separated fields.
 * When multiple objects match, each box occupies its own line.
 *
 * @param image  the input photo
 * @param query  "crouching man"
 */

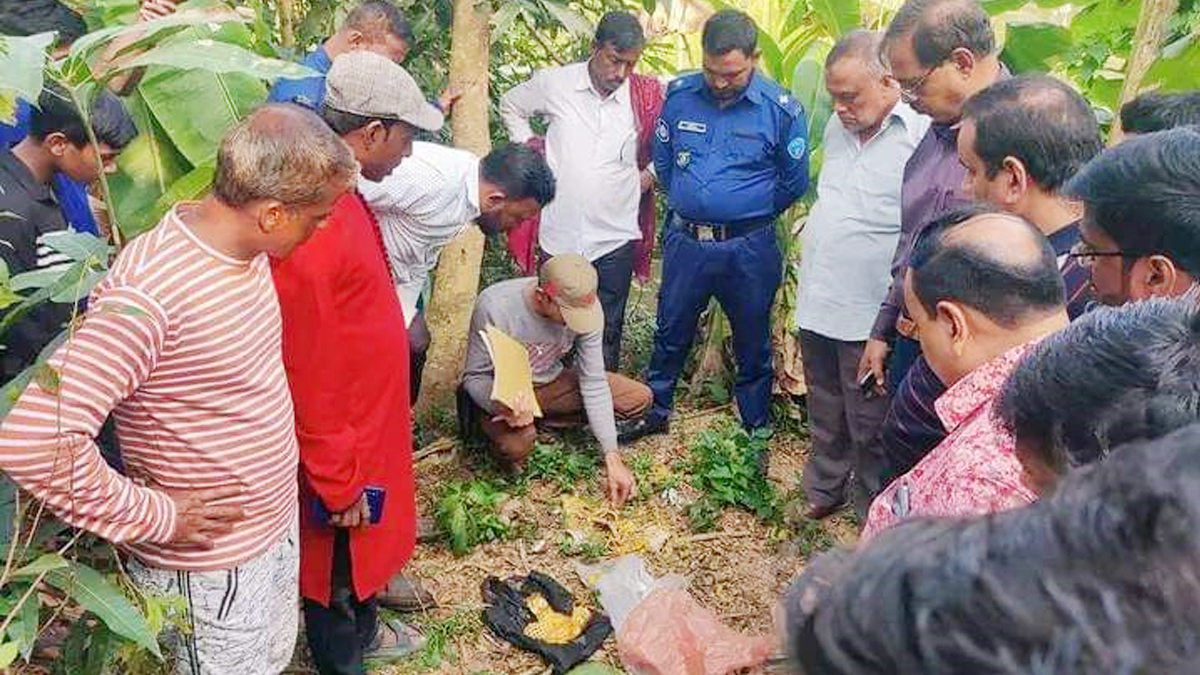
xmin=460 ymin=254 xmax=650 ymax=506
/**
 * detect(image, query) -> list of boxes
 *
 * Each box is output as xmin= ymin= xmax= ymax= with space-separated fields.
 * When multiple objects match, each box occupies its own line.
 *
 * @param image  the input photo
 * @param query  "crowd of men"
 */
xmin=2 ymin=0 xmax=1200 ymax=672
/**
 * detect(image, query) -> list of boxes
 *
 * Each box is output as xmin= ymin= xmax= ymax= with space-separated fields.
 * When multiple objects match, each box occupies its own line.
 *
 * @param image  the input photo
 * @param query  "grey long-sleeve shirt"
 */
xmin=462 ymin=278 xmax=619 ymax=452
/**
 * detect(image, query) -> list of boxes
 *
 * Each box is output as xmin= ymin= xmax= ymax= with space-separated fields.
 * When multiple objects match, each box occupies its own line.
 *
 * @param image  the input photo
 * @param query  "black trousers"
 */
xmin=594 ymin=242 xmax=636 ymax=372
xmin=303 ymin=531 xmax=378 ymax=675
xmin=408 ymin=312 xmax=430 ymax=404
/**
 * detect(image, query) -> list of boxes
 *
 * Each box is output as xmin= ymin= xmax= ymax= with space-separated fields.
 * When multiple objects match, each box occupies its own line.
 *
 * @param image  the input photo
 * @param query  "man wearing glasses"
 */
xmin=859 ymin=0 xmax=1008 ymax=491
xmin=1064 ymin=127 xmax=1200 ymax=306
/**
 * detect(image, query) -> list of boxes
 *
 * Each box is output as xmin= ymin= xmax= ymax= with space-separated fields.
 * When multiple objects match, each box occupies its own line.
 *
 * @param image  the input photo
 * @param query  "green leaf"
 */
xmin=69 ymin=5 xmax=251 ymax=63
xmin=1144 ymin=33 xmax=1200 ymax=92
xmin=0 ymin=33 xmax=54 ymax=124
xmin=538 ymin=1 xmax=594 ymax=38
xmin=810 ymin=0 xmax=861 ymax=37
xmin=39 ymin=231 xmax=112 ymax=264
xmin=115 ymin=39 xmax=316 ymax=80
xmin=980 ymin=0 xmax=1030 ymax=14
xmin=1000 ymin=22 xmax=1074 ymax=73
xmin=11 ymin=587 xmax=39 ymax=660
xmin=138 ymin=65 xmax=265 ymax=166
xmin=108 ymin=109 xmax=191 ymax=237
xmin=0 ymin=641 xmax=18 ymax=669
xmin=12 ymin=552 xmax=70 ymax=578
xmin=46 ymin=562 xmax=161 ymax=658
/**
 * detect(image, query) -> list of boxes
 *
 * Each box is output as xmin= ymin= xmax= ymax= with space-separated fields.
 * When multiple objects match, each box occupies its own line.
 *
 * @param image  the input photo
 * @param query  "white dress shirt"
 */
xmin=499 ymin=62 xmax=642 ymax=261
xmin=359 ymin=141 xmax=481 ymax=326
xmin=794 ymin=102 xmax=930 ymax=342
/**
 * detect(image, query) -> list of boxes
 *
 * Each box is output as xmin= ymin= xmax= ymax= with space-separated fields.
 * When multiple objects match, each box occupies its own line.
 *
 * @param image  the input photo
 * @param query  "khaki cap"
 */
xmin=324 ymin=51 xmax=444 ymax=131
xmin=541 ymin=254 xmax=604 ymax=334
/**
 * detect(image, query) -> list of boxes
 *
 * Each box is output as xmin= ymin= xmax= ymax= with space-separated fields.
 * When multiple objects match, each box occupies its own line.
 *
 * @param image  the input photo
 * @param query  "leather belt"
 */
xmin=674 ymin=215 xmax=774 ymax=242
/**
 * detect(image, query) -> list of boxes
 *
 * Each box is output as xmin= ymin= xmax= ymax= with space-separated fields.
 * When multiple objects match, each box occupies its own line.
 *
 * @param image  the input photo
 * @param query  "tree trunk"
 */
xmin=414 ymin=0 xmax=492 ymax=422
xmin=277 ymin=0 xmax=296 ymax=49
xmin=689 ymin=301 xmax=732 ymax=402
xmin=1112 ymin=0 xmax=1178 ymax=142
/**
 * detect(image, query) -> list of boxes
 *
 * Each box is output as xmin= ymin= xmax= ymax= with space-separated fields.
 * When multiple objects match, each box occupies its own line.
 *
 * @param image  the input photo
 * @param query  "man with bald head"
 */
xmin=0 ymin=103 xmax=358 ymax=673
xmin=860 ymin=206 xmax=1068 ymax=541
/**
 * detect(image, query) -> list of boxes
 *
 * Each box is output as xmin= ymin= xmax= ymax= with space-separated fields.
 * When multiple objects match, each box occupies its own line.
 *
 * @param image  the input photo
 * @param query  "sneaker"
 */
xmin=376 ymin=574 xmax=437 ymax=613
xmin=365 ymin=618 xmax=425 ymax=661
xmin=616 ymin=413 xmax=670 ymax=444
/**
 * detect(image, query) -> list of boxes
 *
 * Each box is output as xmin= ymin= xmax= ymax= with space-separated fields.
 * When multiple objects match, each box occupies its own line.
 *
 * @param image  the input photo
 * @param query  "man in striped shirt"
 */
xmin=0 ymin=104 xmax=358 ymax=674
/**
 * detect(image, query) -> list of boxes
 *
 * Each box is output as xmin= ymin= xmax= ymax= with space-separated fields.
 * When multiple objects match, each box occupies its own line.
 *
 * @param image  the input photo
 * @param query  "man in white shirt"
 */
xmin=361 ymin=142 xmax=556 ymax=398
xmin=499 ymin=11 xmax=655 ymax=370
xmin=794 ymin=30 xmax=930 ymax=520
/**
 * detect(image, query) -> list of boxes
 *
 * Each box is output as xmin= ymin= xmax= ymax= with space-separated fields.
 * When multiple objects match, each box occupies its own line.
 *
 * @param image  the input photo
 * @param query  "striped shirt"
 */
xmin=0 ymin=204 xmax=299 ymax=571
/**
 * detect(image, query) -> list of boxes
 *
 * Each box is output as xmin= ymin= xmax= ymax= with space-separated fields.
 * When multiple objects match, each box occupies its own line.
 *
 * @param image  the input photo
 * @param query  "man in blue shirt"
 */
xmin=619 ymin=9 xmax=810 ymax=445
xmin=268 ymin=0 xmax=413 ymax=111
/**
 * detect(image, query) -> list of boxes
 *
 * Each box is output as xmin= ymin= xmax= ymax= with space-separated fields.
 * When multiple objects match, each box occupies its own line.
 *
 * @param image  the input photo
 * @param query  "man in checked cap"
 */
xmin=272 ymin=50 xmax=442 ymax=674
xmin=460 ymin=253 xmax=653 ymax=507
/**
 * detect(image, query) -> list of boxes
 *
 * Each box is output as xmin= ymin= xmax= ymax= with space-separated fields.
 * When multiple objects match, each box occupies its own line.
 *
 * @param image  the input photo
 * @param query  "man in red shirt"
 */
xmin=272 ymin=51 xmax=443 ymax=674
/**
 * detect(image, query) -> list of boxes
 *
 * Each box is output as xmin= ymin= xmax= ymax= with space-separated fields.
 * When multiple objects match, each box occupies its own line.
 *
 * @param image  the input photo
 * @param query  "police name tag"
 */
xmin=677 ymin=120 xmax=707 ymax=134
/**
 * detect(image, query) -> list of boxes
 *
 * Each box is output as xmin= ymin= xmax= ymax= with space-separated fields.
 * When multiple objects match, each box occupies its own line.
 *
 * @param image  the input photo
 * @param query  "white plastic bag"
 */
xmin=575 ymin=555 xmax=687 ymax=632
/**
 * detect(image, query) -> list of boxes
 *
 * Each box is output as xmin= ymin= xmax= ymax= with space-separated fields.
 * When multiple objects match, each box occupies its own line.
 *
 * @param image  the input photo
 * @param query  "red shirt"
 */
xmin=272 ymin=193 xmax=415 ymax=604
xmin=861 ymin=342 xmax=1039 ymax=543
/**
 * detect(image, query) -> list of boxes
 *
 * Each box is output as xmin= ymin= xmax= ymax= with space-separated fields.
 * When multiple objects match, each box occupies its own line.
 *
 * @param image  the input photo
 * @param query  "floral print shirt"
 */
xmin=860 ymin=342 xmax=1039 ymax=543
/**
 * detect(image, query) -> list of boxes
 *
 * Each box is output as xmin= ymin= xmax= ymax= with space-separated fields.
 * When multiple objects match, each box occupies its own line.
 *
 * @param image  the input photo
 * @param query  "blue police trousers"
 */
xmin=646 ymin=223 xmax=782 ymax=429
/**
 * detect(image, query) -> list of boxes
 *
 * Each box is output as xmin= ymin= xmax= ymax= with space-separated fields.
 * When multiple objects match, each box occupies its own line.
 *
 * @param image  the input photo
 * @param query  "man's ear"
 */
xmin=938 ymin=300 xmax=971 ymax=356
xmin=43 ymin=132 xmax=74 ymax=158
xmin=257 ymin=200 xmax=288 ymax=235
xmin=949 ymin=46 xmax=976 ymax=77
xmin=482 ymin=188 xmax=508 ymax=211
xmin=1144 ymin=255 xmax=1183 ymax=298
xmin=1000 ymin=156 xmax=1029 ymax=205
xmin=344 ymin=29 xmax=366 ymax=49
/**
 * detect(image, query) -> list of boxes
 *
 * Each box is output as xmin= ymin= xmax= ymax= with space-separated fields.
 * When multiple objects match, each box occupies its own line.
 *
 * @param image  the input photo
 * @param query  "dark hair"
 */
xmin=963 ymin=75 xmax=1102 ymax=192
xmin=343 ymin=0 xmax=413 ymax=44
xmin=908 ymin=206 xmax=1065 ymax=327
xmin=998 ymin=298 xmax=1200 ymax=475
xmin=1065 ymin=126 xmax=1200 ymax=277
xmin=27 ymin=83 xmax=138 ymax=150
xmin=1120 ymin=91 xmax=1200 ymax=134
xmin=594 ymin=11 xmax=645 ymax=52
xmin=787 ymin=424 xmax=1200 ymax=674
xmin=480 ymin=143 xmax=556 ymax=206
xmin=883 ymin=0 xmax=995 ymax=68
xmin=826 ymin=29 xmax=886 ymax=75
xmin=319 ymin=105 xmax=406 ymax=136
xmin=0 ymin=0 xmax=87 ymax=47
xmin=701 ymin=9 xmax=757 ymax=57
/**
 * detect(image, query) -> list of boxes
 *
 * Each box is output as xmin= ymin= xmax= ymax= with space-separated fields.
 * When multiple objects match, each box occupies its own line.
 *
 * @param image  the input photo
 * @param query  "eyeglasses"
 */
xmin=897 ymin=64 xmax=939 ymax=102
xmin=1066 ymin=240 xmax=1140 ymax=269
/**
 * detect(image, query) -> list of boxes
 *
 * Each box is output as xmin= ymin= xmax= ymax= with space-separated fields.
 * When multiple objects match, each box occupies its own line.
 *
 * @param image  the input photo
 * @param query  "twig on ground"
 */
xmin=679 ymin=403 xmax=734 ymax=421
xmin=415 ymin=437 xmax=457 ymax=461
xmin=686 ymin=531 xmax=755 ymax=543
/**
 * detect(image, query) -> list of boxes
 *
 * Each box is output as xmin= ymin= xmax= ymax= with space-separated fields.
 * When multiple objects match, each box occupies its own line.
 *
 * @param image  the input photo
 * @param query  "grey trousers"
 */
xmin=798 ymin=330 xmax=890 ymax=517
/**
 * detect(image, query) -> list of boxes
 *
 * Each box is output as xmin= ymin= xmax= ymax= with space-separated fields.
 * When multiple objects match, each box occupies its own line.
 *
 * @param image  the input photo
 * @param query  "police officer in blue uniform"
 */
xmin=618 ymin=9 xmax=809 ymax=444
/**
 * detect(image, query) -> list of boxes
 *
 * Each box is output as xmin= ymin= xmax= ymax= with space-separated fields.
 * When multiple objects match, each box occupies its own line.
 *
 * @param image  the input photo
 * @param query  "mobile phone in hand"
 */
xmin=858 ymin=371 xmax=879 ymax=398
xmin=312 ymin=486 xmax=387 ymax=525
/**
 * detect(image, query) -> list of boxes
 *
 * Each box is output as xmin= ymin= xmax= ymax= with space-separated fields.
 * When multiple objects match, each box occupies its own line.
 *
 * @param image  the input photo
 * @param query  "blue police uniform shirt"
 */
xmin=653 ymin=71 xmax=810 ymax=224
xmin=267 ymin=46 xmax=333 ymax=110
xmin=0 ymin=100 xmax=100 ymax=236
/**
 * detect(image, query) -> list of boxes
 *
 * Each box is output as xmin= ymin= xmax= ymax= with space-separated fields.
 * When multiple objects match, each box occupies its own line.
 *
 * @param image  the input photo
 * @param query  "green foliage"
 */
xmin=435 ymin=479 xmax=512 ymax=555
xmin=557 ymin=533 xmax=610 ymax=561
xmin=685 ymin=422 xmax=780 ymax=531
xmin=525 ymin=440 xmax=600 ymax=491
xmin=0 ymin=33 xmax=54 ymax=125
xmin=382 ymin=609 xmax=483 ymax=673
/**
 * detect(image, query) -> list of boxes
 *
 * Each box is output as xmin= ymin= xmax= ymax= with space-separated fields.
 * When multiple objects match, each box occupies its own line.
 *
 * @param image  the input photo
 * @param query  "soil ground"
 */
xmin=350 ymin=404 xmax=858 ymax=675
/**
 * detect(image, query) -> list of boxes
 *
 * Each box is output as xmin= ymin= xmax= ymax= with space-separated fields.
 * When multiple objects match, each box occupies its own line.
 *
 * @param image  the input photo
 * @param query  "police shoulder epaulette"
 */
xmin=770 ymin=90 xmax=805 ymax=118
xmin=666 ymin=72 xmax=702 ymax=96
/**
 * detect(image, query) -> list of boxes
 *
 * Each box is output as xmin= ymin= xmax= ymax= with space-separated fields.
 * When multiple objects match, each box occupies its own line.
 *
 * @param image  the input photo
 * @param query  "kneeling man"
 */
xmin=461 ymin=254 xmax=650 ymax=505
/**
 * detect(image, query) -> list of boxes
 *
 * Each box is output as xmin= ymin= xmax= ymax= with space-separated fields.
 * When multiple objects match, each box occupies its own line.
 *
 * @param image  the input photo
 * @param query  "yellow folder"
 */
xmin=481 ymin=324 xmax=543 ymax=418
